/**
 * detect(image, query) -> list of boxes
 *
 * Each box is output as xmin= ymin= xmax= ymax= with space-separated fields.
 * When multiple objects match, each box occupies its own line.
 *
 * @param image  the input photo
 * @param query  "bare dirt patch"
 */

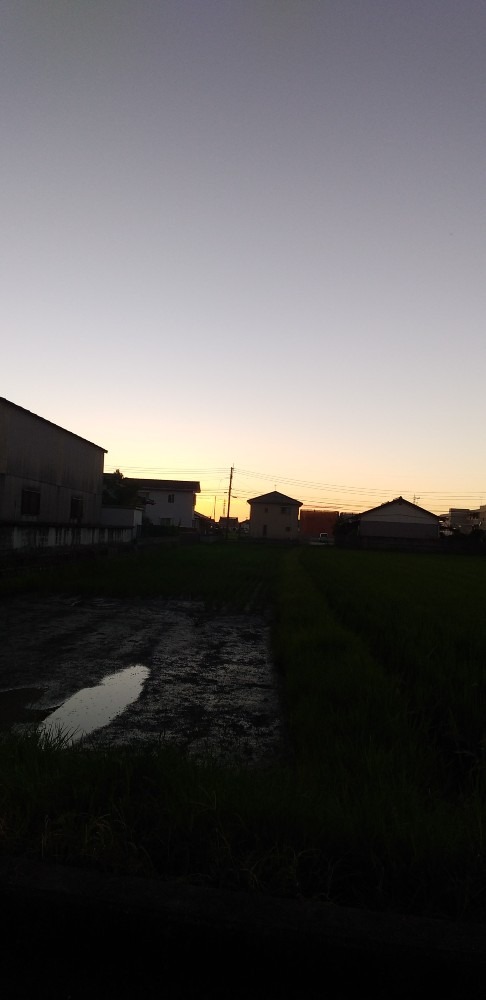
xmin=0 ymin=596 xmax=283 ymax=763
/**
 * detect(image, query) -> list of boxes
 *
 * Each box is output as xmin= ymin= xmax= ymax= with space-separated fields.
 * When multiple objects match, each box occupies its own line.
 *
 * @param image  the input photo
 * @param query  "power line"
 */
xmin=233 ymin=468 xmax=484 ymax=503
xmin=104 ymin=462 xmax=484 ymax=515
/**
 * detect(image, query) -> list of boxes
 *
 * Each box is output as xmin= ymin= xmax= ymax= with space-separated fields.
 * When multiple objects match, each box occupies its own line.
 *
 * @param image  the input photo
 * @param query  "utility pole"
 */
xmin=226 ymin=465 xmax=234 ymax=540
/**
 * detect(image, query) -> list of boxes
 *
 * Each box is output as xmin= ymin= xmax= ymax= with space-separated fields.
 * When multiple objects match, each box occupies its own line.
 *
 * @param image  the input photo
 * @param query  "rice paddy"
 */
xmin=2 ymin=540 xmax=486 ymax=920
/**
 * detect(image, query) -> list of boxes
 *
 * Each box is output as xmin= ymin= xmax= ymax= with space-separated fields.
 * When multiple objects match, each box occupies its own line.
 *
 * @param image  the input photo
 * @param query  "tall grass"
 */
xmin=0 ymin=541 xmax=283 ymax=610
xmin=300 ymin=548 xmax=486 ymax=779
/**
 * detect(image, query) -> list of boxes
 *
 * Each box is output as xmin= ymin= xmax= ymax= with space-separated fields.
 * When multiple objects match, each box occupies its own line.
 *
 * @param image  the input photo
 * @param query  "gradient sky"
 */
xmin=2 ymin=0 xmax=485 ymax=521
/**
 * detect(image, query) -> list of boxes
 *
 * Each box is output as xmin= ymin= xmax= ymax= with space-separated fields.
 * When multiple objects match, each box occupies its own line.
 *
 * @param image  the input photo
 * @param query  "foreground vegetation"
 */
xmin=2 ymin=541 xmax=486 ymax=920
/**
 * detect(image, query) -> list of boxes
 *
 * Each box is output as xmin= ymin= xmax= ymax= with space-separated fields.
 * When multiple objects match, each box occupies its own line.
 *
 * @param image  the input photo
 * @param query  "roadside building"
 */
xmin=247 ymin=491 xmax=302 ymax=540
xmin=100 ymin=506 xmax=143 ymax=537
xmin=358 ymin=496 xmax=439 ymax=548
xmin=194 ymin=511 xmax=217 ymax=535
xmin=299 ymin=509 xmax=339 ymax=539
xmin=449 ymin=508 xmax=480 ymax=534
xmin=218 ymin=516 xmax=239 ymax=534
xmin=104 ymin=476 xmax=200 ymax=529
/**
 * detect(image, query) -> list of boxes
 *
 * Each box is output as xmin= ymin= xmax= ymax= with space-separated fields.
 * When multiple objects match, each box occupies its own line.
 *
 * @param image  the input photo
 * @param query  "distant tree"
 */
xmin=102 ymin=470 xmax=152 ymax=509
xmin=333 ymin=513 xmax=359 ymax=545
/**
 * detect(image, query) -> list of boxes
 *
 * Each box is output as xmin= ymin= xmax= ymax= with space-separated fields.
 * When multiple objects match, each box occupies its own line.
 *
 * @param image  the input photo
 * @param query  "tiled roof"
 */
xmin=247 ymin=491 xmax=302 ymax=506
xmin=118 ymin=477 xmax=200 ymax=493
xmin=360 ymin=496 xmax=438 ymax=519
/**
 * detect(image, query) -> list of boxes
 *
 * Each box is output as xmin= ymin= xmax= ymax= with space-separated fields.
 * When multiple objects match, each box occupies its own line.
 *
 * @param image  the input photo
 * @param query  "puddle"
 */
xmin=39 ymin=664 xmax=149 ymax=742
xmin=1 ymin=598 xmax=284 ymax=763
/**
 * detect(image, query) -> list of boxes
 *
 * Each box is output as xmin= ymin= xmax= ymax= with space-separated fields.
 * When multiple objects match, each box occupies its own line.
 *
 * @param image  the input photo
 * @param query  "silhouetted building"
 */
xmin=449 ymin=508 xmax=480 ymax=534
xmin=299 ymin=509 xmax=339 ymax=538
xmin=358 ymin=497 xmax=439 ymax=547
xmin=218 ymin=516 xmax=239 ymax=532
xmin=194 ymin=511 xmax=216 ymax=534
xmin=0 ymin=397 xmax=106 ymax=549
xmin=247 ymin=491 xmax=302 ymax=540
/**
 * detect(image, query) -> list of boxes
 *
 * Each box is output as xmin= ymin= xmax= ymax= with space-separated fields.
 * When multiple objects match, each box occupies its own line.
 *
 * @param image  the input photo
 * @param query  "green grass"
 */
xmin=3 ymin=542 xmax=486 ymax=920
xmin=0 ymin=540 xmax=282 ymax=610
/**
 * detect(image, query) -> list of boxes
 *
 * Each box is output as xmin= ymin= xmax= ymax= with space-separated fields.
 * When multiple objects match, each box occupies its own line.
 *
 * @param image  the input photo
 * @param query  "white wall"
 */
xmin=101 ymin=506 xmax=142 ymax=529
xmin=140 ymin=489 xmax=195 ymax=528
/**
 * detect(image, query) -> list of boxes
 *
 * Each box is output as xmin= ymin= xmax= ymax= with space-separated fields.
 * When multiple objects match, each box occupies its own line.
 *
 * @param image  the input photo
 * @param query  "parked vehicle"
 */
xmin=309 ymin=532 xmax=332 ymax=546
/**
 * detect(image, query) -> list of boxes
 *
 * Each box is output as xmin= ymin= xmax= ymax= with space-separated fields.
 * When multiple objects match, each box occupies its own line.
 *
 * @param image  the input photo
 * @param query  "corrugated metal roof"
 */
xmin=116 ymin=476 xmax=200 ymax=493
xmin=0 ymin=397 xmax=107 ymax=452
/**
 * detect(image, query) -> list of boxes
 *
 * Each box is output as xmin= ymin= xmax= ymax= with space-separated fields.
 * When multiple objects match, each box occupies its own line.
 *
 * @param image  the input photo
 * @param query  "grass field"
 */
xmin=2 ymin=540 xmax=486 ymax=920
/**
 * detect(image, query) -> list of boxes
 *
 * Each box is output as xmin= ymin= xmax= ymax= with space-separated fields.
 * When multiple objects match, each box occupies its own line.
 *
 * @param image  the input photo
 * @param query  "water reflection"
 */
xmin=40 ymin=664 xmax=149 ymax=742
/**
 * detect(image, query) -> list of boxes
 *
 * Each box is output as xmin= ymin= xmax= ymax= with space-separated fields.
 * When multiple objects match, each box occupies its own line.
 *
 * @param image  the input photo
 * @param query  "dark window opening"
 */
xmin=70 ymin=496 xmax=83 ymax=520
xmin=281 ymin=506 xmax=290 ymax=514
xmin=21 ymin=489 xmax=40 ymax=516
xmin=168 ymin=494 xmax=175 ymax=503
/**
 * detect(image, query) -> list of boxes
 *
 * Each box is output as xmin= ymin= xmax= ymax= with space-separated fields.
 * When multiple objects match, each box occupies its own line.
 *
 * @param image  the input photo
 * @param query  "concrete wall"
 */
xmin=249 ymin=503 xmax=300 ymax=540
xmin=0 ymin=523 xmax=136 ymax=552
xmin=0 ymin=399 xmax=105 ymax=525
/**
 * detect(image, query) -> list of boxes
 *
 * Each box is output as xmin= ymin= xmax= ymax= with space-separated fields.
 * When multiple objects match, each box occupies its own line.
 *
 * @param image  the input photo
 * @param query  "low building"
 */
xmin=194 ymin=511 xmax=217 ymax=535
xmin=247 ymin=491 xmax=302 ymax=540
xmin=100 ymin=506 xmax=143 ymax=536
xmin=358 ymin=496 xmax=439 ymax=547
xmin=449 ymin=508 xmax=480 ymax=534
xmin=218 ymin=516 xmax=239 ymax=533
xmin=105 ymin=477 xmax=200 ymax=529
xmin=0 ymin=397 xmax=107 ymax=549
xmin=299 ymin=509 xmax=339 ymax=539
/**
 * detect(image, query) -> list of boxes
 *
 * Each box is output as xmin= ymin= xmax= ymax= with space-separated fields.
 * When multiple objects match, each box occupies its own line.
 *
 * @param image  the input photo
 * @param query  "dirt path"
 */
xmin=0 ymin=596 xmax=283 ymax=762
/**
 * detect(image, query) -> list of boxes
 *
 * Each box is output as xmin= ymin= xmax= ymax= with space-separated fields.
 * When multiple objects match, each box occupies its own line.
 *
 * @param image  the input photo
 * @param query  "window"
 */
xmin=168 ymin=494 xmax=175 ymax=504
xmin=21 ymin=489 xmax=40 ymax=516
xmin=70 ymin=496 xmax=83 ymax=519
xmin=281 ymin=506 xmax=290 ymax=515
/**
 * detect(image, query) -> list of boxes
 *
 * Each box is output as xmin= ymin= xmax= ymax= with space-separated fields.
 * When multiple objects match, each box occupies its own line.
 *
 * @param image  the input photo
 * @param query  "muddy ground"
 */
xmin=0 ymin=596 xmax=284 ymax=763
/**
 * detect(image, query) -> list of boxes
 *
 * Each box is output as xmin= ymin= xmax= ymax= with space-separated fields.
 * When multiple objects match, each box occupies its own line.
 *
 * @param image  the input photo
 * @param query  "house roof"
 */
xmin=360 ymin=496 xmax=439 ymax=520
xmin=0 ymin=397 xmax=107 ymax=452
xmin=113 ymin=476 xmax=200 ymax=493
xmin=247 ymin=491 xmax=303 ymax=507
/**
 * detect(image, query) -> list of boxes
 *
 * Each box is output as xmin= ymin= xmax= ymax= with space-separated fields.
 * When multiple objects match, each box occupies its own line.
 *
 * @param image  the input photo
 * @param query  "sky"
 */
xmin=2 ymin=0 xmax=486 ymax=521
